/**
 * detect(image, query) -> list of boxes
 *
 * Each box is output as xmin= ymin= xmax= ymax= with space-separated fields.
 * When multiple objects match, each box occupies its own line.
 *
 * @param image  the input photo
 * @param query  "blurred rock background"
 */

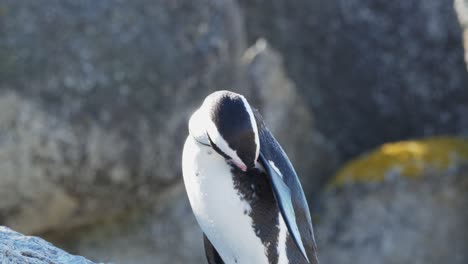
xmin=0 ymin=0 xmax=467 ymax=263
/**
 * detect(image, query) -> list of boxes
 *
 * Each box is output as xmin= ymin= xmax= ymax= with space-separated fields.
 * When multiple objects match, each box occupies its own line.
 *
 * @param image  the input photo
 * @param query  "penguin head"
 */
xmin=189 ymin=90 xmax=260 ymax=171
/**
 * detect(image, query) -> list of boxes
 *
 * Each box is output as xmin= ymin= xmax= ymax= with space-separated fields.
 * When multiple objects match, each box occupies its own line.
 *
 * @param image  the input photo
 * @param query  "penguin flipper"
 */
xmin=203 ymin=234 xmax=225 ymax=264
xmin=254 ymin=109 xmax=319 ymax=264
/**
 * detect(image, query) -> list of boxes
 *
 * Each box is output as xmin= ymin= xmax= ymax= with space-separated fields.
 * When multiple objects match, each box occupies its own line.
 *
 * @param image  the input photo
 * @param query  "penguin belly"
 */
xmin=182 ymin=136 xmax=270 ymax=264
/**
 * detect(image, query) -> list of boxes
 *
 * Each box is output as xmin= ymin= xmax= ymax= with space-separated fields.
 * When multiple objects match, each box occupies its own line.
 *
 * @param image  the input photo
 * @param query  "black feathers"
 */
xmin=231 ymin=166 xmax=281 ymax=263
xmin=253 ymin=109 xmax=319 ymax=264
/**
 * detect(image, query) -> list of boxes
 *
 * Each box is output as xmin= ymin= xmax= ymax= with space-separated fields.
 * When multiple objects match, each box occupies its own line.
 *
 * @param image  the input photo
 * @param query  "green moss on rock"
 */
xmin=333 ymin=137 xmax=468 ymax=185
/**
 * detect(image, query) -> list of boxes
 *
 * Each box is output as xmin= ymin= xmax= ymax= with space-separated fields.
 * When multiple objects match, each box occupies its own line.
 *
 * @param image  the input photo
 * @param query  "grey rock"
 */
xmin=455 ymin=0 xmax=468 ymax=64
xmin=45 ymin=184 xmax=205 ymax=264
xmin=0 ymin=0 xmax=246 ymax=234
xmin=238 ymin=0 xmax=468 ymax=161
xmin=315 ymin=168 xmax=468 ymax=264
xmin=242 ymin=40 xmax=338 ymax=194
xmin=0 ymin=226 xmax=97 ymax=264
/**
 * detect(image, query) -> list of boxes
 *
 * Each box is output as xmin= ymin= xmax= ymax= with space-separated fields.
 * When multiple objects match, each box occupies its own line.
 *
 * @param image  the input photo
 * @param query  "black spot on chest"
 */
xmin=231 ymin=166 xmax=280 ymax=263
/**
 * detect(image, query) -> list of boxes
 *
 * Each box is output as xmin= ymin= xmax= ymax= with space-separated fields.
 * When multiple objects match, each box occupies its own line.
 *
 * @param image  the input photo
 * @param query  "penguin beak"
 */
xmin=229 ymin=159 xmax=248 ymax=172
xmin=204 ymin=133 xmax=249 ymax=172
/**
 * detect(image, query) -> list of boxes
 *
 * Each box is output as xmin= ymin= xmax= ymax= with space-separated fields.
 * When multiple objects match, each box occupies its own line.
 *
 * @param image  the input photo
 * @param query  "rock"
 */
xmin=455 ymin=0 xmax=468 ymax=64
xmin=333 ymin=137 xmax=468 ymax=184
xmin=0 ymin=0 xmax=246 ymax=234
xmin=0 ymin=226 xmax=97 ymax=264
xmin=45 ymin=184 xmax=204 ymax=264
xmin=315 ymin=137 xmax=468 ymax=264
xmin=238 ymin=0 xmax=468 ymax=161
xmin=242 ymin=39 xmax=338 ymax=194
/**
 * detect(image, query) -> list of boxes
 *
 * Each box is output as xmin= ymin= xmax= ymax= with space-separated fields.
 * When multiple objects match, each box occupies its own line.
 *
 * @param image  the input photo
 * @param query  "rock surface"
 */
xmin=242 ymin=40 xmax=338 ymax=194
xmin=0 ymin=226 xmax=96 ymax=264
xmin=456 ymin=0 xmax=468 ymax=64
xmin=315 ymin=137 xmax=468 ymax=264
xmin=46 ymin=184 xmax=204 ymax=264
xmin=238 ymin=0 xmax=468 ymax=160
xmin=0 ymin=0 xmax=246 ymax=234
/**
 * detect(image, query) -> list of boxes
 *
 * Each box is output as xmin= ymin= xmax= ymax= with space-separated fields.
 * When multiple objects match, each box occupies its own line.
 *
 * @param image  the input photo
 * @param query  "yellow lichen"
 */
xmin=332 ymin=137 xmax=468 ymax=185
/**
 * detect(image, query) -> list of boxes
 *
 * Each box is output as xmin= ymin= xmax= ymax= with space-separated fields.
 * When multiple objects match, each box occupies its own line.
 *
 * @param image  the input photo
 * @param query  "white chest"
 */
xmin=182 ymin=136 xmax=269 ymax=264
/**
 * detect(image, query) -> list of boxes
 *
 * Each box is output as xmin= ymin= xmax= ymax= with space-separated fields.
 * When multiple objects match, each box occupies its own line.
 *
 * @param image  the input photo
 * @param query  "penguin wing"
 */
xmin=254 ymin=110 xmax=319 ymax=264
xmin=203 ymin=234 xmax=225 ymax=264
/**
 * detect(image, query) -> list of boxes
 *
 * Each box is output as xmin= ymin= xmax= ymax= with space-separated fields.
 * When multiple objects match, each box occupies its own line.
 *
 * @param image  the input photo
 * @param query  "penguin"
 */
xmin=182 ymin=90 xmax=319 ymax=264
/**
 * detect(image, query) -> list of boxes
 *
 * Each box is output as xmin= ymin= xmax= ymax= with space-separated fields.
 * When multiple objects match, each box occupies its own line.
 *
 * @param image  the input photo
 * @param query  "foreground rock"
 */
xmin=0 ymin=226 xmax=96 ymax=264
xmin=316 ymin=137 xmax=468 ymax=264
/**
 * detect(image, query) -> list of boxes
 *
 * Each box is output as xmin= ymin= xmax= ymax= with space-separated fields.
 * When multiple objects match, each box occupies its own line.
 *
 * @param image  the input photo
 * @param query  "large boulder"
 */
xmin=238 ymin=0 xmax=468 ymax=161
xmin=0 ymin=0 xmax=246 ymax=234
xmin=242 ymin=40 xmax=338 ymax=193
xmin=315 ymin=137 xmax=468 ymax=264
xmin=0 ymin=226 xmax=96 ymax=264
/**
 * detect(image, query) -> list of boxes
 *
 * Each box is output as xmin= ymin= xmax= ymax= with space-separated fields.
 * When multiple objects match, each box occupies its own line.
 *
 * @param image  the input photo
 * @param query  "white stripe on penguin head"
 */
xmin=206 ymin=118 xmax=248 ymax=171
xmin=240 ymin=95 xmax=260 ymax=161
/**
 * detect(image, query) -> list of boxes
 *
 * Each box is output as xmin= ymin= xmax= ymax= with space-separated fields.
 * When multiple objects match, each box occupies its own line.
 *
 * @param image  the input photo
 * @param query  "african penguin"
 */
xmin=182 ymin=90 xmax=319 ymax=264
